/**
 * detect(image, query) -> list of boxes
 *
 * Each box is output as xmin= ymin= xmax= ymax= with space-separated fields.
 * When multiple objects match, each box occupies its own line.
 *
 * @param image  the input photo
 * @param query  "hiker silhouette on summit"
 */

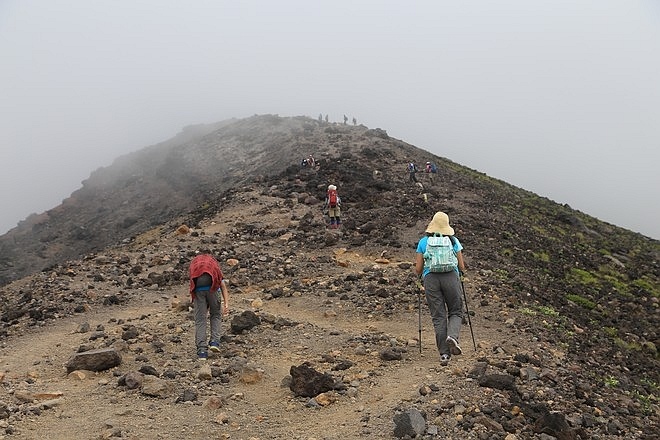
xmin=414 ymin=212 xmax=466 ymax=366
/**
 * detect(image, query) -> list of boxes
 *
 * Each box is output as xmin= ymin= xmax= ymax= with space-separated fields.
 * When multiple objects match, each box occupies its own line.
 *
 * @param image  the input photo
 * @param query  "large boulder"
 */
xmin=230 ymin=310 xmax=261 ymax=334
xmin=289 ymin=364 xmax=336 ymax=398
xmin=65 ymin=348 xmax=122 ymax=373
xmin=393 ymin=409 xmax=426 ymax=438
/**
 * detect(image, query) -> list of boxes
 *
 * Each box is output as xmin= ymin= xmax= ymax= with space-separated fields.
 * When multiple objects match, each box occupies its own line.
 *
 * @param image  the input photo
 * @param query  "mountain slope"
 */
xmin=0 ymin=114 xmax=658 ymax=439
xmin=0 ymin=115 xmax=348 ymax=285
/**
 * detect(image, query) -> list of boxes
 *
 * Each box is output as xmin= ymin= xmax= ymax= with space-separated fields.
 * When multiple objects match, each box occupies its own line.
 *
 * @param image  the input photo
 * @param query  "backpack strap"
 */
xmin=448 ymin=235 xmax=458 ymax=255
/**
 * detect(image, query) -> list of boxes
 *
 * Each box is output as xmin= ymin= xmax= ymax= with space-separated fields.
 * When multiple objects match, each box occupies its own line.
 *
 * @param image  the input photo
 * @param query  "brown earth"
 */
xmin=0 ymin=192 xmax=570 ymax=440
xmin=0 ymin=115 xmax=658 ymax=439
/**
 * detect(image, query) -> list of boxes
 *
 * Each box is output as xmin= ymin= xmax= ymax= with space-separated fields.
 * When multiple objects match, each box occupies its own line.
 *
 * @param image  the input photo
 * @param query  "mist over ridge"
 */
xmin=0 ymin=114 xmax=657 ymax=288
xmin=2 ymin=1 xmax=659 ymax=239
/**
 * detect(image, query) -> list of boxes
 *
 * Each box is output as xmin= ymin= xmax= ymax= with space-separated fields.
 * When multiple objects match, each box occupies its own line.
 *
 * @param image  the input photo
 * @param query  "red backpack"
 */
xmin=328 ymin=189 xmax=338 ymax=207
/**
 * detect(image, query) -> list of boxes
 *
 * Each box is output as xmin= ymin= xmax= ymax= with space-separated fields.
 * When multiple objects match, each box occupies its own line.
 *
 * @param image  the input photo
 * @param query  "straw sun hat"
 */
xmin=425 ymin=211 xmax=454 ymax=235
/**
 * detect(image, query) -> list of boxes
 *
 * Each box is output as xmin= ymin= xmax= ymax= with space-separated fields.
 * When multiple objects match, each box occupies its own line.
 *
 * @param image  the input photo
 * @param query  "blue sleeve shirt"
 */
xmin=416 ymin=235 xmax=463 ymax=277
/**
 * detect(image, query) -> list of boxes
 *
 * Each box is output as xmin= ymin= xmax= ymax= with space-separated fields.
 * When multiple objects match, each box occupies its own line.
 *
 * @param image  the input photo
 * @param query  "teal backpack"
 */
xmin=423 ymin=234 xmax=457 ymax=273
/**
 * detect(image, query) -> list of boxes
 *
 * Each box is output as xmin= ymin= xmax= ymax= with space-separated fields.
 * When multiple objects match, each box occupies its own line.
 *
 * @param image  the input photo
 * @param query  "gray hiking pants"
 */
xmin=423 ymin=271 xmax=463 ymax=356
xmin=193 ymin=289 xmax=222 ymax=353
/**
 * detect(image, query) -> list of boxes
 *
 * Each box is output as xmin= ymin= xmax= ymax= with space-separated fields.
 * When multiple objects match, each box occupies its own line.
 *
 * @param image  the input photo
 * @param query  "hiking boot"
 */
xmin=197 ymin=350 xmax=208 ymax=360
xmin=446 ymin=336 xmax=462 ymax=355
xmin=440 ymin=354 xmax=451 ymax=366
xmin=209 ymin=341 xmax=221 ymax=353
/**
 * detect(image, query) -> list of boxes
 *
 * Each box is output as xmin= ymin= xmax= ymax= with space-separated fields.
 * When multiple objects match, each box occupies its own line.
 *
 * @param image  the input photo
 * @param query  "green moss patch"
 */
xmin=566 ymin=293 xmax=597 ymax=310
xmin=567 ymin=268 xmax=600 ymax=287
xmin=533 ymin=251 xmax=550 ymax=263
xmin=632 ymin=277 xmax=659 ymax=297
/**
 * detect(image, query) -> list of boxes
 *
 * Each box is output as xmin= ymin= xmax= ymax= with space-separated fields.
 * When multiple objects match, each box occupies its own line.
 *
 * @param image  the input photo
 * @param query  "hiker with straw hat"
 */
xmin=414 ymin=211 xmax=466 ymax=366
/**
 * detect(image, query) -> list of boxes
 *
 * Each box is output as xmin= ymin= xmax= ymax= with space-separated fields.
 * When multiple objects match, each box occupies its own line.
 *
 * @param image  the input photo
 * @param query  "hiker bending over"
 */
xmin=324 ymin=184 xmax=342 ymax=228
xmin=189 ymin=253 xmax=230 ymax=360
xmin=414 ymin=211 xmax=466 ymax=366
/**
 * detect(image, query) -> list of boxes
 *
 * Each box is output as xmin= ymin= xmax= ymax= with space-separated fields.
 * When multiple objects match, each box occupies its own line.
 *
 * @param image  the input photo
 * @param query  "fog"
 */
xmin=1 ymin=0 xmax=659 ymax=239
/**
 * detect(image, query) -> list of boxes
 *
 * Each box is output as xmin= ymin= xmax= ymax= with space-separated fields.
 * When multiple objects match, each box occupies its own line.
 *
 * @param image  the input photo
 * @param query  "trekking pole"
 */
xmin=418 ymin=289 xmax=422 ymax=354
xmin=460 ymin=275 xmax=477 ymax=351
xmin=416 ymin=275 xmax=423 ymax=354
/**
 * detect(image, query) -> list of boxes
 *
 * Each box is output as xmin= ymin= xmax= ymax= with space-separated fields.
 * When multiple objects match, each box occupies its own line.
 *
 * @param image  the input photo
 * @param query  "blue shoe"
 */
xmin=197 ymin=350 xmax=208 ymax=360
xmin=209 ymin=341 xmax=221 ymax=353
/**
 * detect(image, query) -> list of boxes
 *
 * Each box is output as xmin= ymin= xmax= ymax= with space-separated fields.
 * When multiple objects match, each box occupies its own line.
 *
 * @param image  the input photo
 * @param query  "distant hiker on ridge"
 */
xmin=414 ymin=212 xmax=466 ymax=366
xmin=324 ymin=184 xmax=342 ymax=229
xmin=189 ymin=253 xmax=230 ymax=360
xmin=343 ymin=114 xmax=348 ymax=125
xmin=352 ymin=117 xmax=357 ymax=125
xmin=425 ymin=161 xmax=437 ymax=183
xmin=408 ymin=161 xmax=418 ymax=183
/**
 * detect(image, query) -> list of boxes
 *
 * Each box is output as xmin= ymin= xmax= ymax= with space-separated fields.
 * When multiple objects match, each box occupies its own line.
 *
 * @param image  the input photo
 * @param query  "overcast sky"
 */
xmin=1 ymin=1 xmax=659 ymax=239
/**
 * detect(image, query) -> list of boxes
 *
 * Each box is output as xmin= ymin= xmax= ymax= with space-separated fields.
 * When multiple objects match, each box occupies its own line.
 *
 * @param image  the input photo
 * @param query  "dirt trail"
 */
xmin=0 ymin=188 xmax=542 ymax=440
xmin=0 ymin=275 xmax=524 ymax=440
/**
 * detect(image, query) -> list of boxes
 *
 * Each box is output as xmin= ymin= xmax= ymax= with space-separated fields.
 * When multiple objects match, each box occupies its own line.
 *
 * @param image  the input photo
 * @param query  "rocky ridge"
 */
xmin=0 ymin=115 xmax=658 ymax=439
